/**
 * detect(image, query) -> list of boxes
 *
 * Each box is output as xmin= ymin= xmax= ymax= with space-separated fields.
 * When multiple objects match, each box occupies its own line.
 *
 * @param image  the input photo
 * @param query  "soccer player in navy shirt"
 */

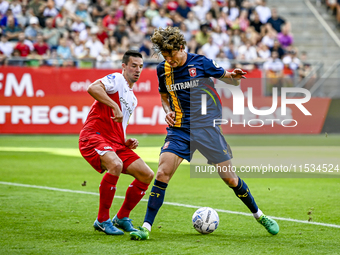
xmin=130 ymin=27 xmax=279 ymax=240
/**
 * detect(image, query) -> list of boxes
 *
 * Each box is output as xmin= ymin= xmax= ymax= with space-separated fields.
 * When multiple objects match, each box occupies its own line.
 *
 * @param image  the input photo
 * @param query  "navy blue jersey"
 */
xmin=157 ymin=53 xmax=226 ymax=128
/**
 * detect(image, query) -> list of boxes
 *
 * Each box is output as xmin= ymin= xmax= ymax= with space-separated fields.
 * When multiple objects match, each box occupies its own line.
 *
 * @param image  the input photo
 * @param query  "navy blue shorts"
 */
xmin=160 ymin=126 xmax=233 ymax=164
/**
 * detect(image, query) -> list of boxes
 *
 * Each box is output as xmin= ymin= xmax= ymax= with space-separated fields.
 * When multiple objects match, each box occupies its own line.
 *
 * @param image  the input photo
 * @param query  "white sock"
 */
xmin=142 ymin=222 xmax=152 ymax=232
xmin=253 ymin=209 xmax=263 ymax=219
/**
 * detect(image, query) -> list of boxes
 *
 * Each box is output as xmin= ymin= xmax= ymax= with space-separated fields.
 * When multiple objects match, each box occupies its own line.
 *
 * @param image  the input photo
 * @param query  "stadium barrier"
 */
xmin=0 ymin=66 xmax=331 ymax=134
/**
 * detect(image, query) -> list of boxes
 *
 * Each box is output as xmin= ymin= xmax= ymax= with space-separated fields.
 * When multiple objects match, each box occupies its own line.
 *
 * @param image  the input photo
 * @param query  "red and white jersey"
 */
xmin=82 ymin=72 xmax=137 ymax=144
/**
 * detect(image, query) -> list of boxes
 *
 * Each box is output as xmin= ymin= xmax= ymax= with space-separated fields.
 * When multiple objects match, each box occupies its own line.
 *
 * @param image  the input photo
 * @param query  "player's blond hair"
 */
xmin=151 ymin=27 xmax=187 ymax=53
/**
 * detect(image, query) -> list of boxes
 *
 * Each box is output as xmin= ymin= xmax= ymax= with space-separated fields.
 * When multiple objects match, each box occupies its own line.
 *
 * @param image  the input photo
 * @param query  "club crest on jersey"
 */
xmin=189 ymin=68 xmax=197 ymax=77
xmin=163 ymin=141 xmax=170 ymax=149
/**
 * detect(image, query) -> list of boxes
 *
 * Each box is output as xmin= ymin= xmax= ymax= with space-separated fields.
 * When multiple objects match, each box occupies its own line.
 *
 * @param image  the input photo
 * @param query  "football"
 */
xmin=192 ymin=207 xmax=219 ymax=234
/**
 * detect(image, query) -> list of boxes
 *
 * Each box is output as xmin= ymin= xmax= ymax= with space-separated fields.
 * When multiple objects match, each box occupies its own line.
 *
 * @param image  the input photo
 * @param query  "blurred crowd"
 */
xmin=0 ymin=0 xmax=311 ymax=85
xmin=321 ymin=0 xmax=340 ymax=28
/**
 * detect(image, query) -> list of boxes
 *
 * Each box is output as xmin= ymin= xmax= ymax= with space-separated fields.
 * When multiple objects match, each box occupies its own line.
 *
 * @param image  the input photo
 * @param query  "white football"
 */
xmin=192 ymin=207 xmax=219 ymax=234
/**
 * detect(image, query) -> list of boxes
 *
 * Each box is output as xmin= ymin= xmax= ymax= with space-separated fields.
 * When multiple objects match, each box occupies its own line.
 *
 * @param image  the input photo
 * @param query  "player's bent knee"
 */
xmin=223 ymin=177 xmax=239 ymax=188
xmin=139 ymin=166 xmax=154 ymax=184
xmin=105 ymin=158 xmax=123 ymax=175
xmin=155 ymin=169 xmax=171 ymax=183
xmin=146 ymin=169 xmax=154 ymax=183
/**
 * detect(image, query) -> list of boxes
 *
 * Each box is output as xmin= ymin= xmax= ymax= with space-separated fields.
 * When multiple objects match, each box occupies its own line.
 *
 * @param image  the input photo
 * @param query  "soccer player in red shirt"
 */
xmin=79 ymin=50 xmax=154 ymax=235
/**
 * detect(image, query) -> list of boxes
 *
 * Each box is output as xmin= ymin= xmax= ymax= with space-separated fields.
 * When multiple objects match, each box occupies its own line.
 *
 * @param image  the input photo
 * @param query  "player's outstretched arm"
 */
xmin=160 ymin=93 xmax=176 ymax=127
xmin=219 ymin=68 xmax=247 ymax=86
xmin=87 ymin=80 xmax=123 ymax=122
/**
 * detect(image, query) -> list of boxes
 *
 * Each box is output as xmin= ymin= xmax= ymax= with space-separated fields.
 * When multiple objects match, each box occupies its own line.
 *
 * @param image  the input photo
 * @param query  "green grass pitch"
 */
xmin=0 ymin=134 xmax=340 ymax=254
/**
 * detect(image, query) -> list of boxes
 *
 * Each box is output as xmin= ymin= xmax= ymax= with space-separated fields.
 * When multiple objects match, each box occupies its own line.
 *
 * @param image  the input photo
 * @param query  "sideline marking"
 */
xmin=1 ymin=181 xmax=340 ymax=229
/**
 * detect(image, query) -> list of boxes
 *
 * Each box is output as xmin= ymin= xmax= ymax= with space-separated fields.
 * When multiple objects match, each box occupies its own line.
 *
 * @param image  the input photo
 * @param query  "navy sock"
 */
xmin=144 ymin=179 xmax=168 ymax=226
xmin=232 ymin=178 xmax=259 ymax=213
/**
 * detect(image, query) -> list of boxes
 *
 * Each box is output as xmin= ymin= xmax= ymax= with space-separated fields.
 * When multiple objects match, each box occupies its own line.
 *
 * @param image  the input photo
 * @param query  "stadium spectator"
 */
xmin=129 ymin=22 xmax=145 ymax=49
xmin=70 ymin=36 xmax=85 ymax=58
xmin=186 ymin=36 xmax=199 ymax=53
xmin=204 ymin=11 xmax=218 ymax=30
xmin=183 ymin=11 xmax=200 ymax=33
xmin=64 ymin=0 xmax=78 ymax=14
xmin=171 ymin=11 xmax=183 ymax=28
xmin=25 ymin=16 xmax=41 ymax=42
xmin=26 ymin=49 xmax=43 ymax=66
xmin=10 ymin=1 xmax=22 ymax=17
xmin=277 ymin=24 xmax=293 ymax=48
xmin=237 ymin=9 xmax=250 ymax=32
xmin=222 ymin=0 xmax=240 ymax=23
xmin=102 ymin=7 xmax=119 ymax=33
xmin=237 ymin=40 xmax=258 ymax=61
xmin=107 ymin=36 xmax=118 ymax=56
xmin=176 ymin=0 xmax=191 ymax=19
xmin=261 ymin=26 xmax=276 ymax=48
xmin=28 ymin=0 xmax=45 ymax=24
xmin=0 ymin=34 xmax=14 ymax=57
xmin=263 ymin=50 xmax=284 ymax=95
xmin=0 ymin=0 xmax=9 ymax=16
xmin=125 ymin=0 xmax=143 ymax=23
xmin=75 ymin=2 xmax=94 ymax=27
xmin=270 ymin=39 xmax=285 ymax=59
xmin=16 ymin=4 xmax=29 ymax=28
xmin=298 ymin=51 xmax=315 ymax=87
xmin=267 ymin=7 xmax=286 ymax=33
xmin=216 ymin=51 xmax=231 ymax=69
xmin=282 ymin=48 xmax=301 ymax=71
xmin=79 ymin=24 xmax=91 ymax=43
xmin=71 ymin=16 xmax=86 ymax=33
xmin=14 ymin=32 xmax=30 ymax=56
xmin=223 ymin=42 xmax=238 ymax=60
xmin=96 ymin=47 xmax=113 ymax=69
xmin=231 ymin=29 xmax=242 ymax=48
xmin=54 ymin=0 xmax=66 ymax=11
xmin=250 ymin=11 xmax=263 ymax=34
xmin=42 ymin=18 xmax=60 ymax=49
xmin=54 ymin=7 xmax=73 ymax=33
xmin=113 ymin=21 xmax=129 ymax=44
xmin=165 ymin=0 xmax=179 ymax=12
xmin=117 ymin=36 xmax=130 ymax=56
xmin=0 ymin=8 xmax=18 ymax=27
xmin=257 ymin=42 xmax=271 ymax=60
xmin=56 ymin=37 xmax=71 ymax=59
xmin=191 ymin=0 xmax=209 ymax=22
xmin=195 ymin=23 xmax=210 ymax=47
xmin=42 ymin=0 xmax=58 ymax=19
xmin=211 ymin=26 xmax=229 ymax=48
xmin=201 ymin=36 xmax=220 ymax=59
xmin=135 ymin=9 xmax=149 ymax=34
xmin=85 ymin=30 xmax=103 ymax=58
xmin=33 ymin=33 xmax=50 ymax=56
xmin=151 ymin=8 xmax=172 ymax=29
xmin=91 ymin=0 xmax=108 ymax=24
xmin=255 ymin=0 xmax=271 ymax=24
xmin=79 ymin=50 xmax=154 ymax=236
xmin=245 ymin=26 xmax=260 ymax=45
xmin=139 ymin=38 xmax=153 ymax=58
xmin=96 ymin=23 xmax=108 ymax=45
xmin=3 ymin=15 xmax=22 ymax=41
xmin=144 ymin=2 xmax=159 ymax=22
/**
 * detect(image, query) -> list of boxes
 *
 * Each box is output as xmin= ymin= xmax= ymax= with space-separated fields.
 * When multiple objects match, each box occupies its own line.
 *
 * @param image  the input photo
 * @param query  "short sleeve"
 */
xmin=157 ymin=64 xmax=168 ymax=93
xmin=202 ymin=56 xmax=226 ymax=79
xmin=100 ymin=73 xmax=119 ymax=94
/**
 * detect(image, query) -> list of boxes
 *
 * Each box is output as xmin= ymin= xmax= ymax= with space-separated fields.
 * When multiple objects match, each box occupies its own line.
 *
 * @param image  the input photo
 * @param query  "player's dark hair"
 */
xmin=151 ymin=27 xmax=187 ymax=53
xmin=122 ymin=50 xmax=143 ymax=64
